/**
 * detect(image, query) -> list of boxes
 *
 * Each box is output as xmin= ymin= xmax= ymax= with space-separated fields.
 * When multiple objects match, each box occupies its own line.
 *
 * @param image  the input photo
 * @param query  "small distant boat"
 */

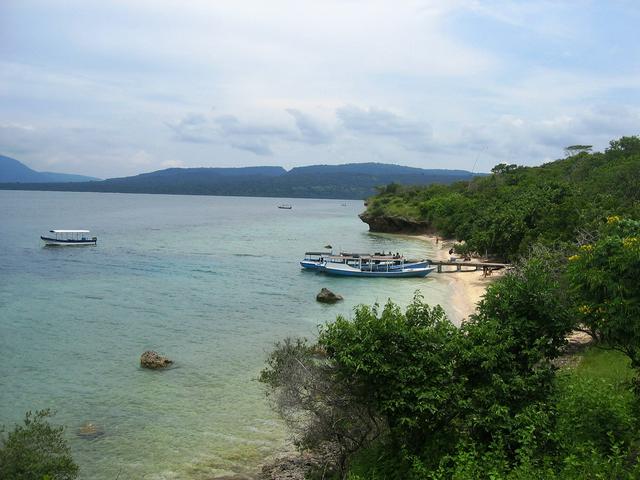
xmin=277 ymin=204 xmax=292 ymax=209
xmin=41 ymin=230 xmax=97 ymax=246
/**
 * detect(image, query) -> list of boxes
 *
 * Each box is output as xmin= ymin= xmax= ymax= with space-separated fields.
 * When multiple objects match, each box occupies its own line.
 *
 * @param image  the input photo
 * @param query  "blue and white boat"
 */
xmin=41 ymin=229 xmax=97 ymax=246
xmin=300 ymin=251 xmax=332 ymax=270
xmin=322 ymin=255 xmax=435 ymax=278
xmin=301 ymin=251 xmax=434 ymax=277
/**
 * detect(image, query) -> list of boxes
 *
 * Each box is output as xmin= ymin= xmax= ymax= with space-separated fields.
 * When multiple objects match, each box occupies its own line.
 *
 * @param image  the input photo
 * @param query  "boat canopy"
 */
xmin=50 ymin=230 xmax=91 ymax=233
xmin=328 ymin=254 xmax=400 ymax=260
xmin=304 ymin=251 xmax=332 ymax=255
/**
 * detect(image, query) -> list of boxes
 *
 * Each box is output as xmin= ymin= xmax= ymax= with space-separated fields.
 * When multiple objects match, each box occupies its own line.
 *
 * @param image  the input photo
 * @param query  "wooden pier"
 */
xmin=428 ymin=259 xmax=510 ymax=274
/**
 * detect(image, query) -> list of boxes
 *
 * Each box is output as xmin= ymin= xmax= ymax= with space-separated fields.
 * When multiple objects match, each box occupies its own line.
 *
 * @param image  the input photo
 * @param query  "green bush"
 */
xmin=554 ymin=374 xmax=636 ymax=453
xmin=319 ymin=296 xmax=462 ymax=456
xmin=568 ymin=217 xmax=640 ymax=370
xmin=0 ymin=410 xmax=78 ymax=480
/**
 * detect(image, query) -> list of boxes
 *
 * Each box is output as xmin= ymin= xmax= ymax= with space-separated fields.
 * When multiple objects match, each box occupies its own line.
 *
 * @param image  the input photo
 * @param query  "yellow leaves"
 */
xmin=568 ymin=255 xmax=580 ymax=262
xmin=579 ymin=244 xmax=593 ymax=252
xmin=578 ymin=305 xmax=592 ymax=315
xmin=622 ymin=237 xmax=639 ymax=249
xmin=607 ymin=215 xmax=621 ymax=224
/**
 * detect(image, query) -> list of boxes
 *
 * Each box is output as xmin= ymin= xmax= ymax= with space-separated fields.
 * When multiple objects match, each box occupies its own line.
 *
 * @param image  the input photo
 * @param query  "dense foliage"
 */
xmin=0 ymin=410 xmax=78 ymax=480
xmin=262 ymin=230 xmax=640 ymax=478
xmin=259 ymin=136 xmax=640 ymax=477
xmin=363 ymin=136 xmax=640 ymax=259
xmin=568 ymin=216 xmax=640 ymax=370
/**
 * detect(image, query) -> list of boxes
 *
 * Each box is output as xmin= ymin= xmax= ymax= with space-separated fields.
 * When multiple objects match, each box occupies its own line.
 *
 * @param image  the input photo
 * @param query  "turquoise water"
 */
xmin=0 ymin=191 xmax=450 ymax=479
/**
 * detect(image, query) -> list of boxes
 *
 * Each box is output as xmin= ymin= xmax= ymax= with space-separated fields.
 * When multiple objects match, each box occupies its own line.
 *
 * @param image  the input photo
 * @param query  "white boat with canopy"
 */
xmin=41 ymin=230 xmax=97 ymax=246
xmin=322 ymin=254 xmax=435 ymax=277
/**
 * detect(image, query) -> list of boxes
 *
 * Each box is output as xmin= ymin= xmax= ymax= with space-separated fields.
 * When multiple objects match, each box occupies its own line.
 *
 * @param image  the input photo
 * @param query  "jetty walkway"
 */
xmin=428 ymin=259 xmax=510 ymax=274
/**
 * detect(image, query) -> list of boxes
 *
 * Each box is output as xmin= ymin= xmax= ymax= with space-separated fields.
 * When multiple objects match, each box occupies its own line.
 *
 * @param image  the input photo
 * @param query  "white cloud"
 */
xmin=0 ymin=0 xmax=638 ymax=176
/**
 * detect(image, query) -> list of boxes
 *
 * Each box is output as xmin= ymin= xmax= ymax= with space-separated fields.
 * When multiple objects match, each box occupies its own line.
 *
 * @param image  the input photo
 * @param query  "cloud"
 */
xmin=286 ymin=109 xmax=333 ymax=145
xmin=166 ymin=114 xmax=213 ymax=144
xmin=452 ymin=105 xmax=640 ymax=170
xmin=1 ymin=1 xmax=638 ymax=176
xmin=337 ymin=106 xmax=433 ymax=152
xmin=166 ymin=110 xmax=335 ymax=155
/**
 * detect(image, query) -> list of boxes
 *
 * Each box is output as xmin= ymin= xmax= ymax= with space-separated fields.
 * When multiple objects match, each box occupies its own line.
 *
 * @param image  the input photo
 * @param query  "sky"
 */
xmin=1 ymin=0 xmax=639 ymax=178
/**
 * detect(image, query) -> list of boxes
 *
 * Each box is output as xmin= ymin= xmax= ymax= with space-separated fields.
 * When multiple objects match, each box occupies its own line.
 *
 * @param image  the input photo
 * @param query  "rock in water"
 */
xmin=316 ymin=288 xmax=343 ymax=304
xmin=140 ymin=350 xmax=173 ymax=369
xmin=77 ymin=421 xmax=104 ymax=439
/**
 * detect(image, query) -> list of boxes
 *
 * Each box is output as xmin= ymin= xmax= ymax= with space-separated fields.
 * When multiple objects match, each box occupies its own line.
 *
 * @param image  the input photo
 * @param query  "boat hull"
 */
xmin=41 ymin=236 xmax=97 ymax=246
xmin=323 ymin=264 xmax=435 ymax=278
xmin=300 ymin=260 xmax=324 ymax=270
xmin=389 ymin=260 xmax=428 ymax=270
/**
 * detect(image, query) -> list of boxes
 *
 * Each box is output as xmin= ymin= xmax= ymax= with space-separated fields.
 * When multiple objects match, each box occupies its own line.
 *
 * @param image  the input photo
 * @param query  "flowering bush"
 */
xmin=567 ymin=217 xmax=640 ymax=369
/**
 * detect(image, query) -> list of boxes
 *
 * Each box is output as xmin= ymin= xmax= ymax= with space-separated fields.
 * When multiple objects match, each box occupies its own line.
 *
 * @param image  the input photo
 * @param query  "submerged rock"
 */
xmin=77 ymin=421 xmax=104 ymax=439
xmin=140 ymin=350 xmax=173 ymax=369
xmin=316 ymin=288 xmax=343 ymax=304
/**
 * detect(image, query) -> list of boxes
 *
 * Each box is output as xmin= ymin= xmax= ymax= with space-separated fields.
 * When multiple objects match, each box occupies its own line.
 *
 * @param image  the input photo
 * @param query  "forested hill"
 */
xmin=0 ymin=154 xmax=100 ymax=183
xmin=0 ymin=161 xmax=478 ymax=200
xmin=360 ymin=136 xmax=640 ymax=259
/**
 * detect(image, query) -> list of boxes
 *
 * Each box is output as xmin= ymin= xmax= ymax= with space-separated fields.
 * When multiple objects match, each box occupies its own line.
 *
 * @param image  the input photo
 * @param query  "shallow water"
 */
xmin=0 ymin=191 xmax=450 ymax=479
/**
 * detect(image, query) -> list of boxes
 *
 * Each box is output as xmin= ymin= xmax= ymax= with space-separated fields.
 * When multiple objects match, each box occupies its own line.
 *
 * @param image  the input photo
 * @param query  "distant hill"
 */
xmin=0 ymin=158 xmax=482 ymax=199
xmin=0 ymin=155 xmax=100 ymax=183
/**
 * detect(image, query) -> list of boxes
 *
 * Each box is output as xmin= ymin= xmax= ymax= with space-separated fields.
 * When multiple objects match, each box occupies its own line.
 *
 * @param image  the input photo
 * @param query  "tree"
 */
xmin=564 ymin=145 xmax=592 ymax=156
xmin=491 ymin=163 xmax=519 ymax=175
xmin=606 ymin=136 xmax=640 ymax=157
xmin=259 ymin=338 xmax=384 ymax=476
xmin=457 ymin=246 xmax=575 ymax=451
xmin=0 ymin=410 xmax=78 ymax=480
xmin=319 ymin=297 xmax=463 ymax=457
xmin=567 ymin=216 xmax=640 ymax=370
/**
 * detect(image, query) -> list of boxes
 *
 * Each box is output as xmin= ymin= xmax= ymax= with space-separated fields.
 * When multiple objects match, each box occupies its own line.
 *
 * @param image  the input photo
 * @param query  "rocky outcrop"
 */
xmin=359 ymin=211 xmax=432 ymax=233
xmin=140 ymin=350 xmax=173 ymax=369
xmin=316 ymin=288 xmax=343 ymax=304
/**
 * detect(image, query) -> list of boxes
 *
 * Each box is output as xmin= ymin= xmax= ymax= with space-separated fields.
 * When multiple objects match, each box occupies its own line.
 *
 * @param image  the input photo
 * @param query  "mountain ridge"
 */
xmin=0 ymin=155 xmax=483 ymax=200
xmin=0 ymin=154 xmax=101 ymax=183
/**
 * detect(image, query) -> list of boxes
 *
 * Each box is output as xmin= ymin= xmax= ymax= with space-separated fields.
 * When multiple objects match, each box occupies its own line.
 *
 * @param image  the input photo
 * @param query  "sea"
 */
xmin=0 ymin=190 xmax=452 ymax=479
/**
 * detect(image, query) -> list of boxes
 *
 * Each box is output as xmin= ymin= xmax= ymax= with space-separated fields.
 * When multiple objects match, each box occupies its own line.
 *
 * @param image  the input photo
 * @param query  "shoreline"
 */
xmin=414 ymin=234 xmax=503 ymax=325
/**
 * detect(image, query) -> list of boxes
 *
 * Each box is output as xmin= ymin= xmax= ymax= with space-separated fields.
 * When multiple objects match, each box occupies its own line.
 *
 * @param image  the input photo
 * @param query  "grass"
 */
xmin=572 ymin=346 xmax=635 ymax=385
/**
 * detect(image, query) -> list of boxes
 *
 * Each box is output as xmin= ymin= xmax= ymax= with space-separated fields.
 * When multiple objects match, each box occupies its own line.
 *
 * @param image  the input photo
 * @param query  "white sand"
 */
xmin=416 ymin=234 xmax=503 ymax=325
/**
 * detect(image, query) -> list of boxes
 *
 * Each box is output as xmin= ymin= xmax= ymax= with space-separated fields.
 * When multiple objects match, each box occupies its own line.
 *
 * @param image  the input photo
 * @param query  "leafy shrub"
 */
xmin=554 ymin=374 xmax=636 ymax=453
xmin=319 ymin=296 xmax=462 ymax=457
xmin=259 ymin=338 xmax=385 ymax=475
xmin=0 ymin=410 xmax=78 ymax=480
xmin=568 ymin=217 xmax=640 ymax=369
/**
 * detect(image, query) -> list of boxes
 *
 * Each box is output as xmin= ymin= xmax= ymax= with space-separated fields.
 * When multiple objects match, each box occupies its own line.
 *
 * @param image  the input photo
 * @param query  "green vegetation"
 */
xmin=262 ymin=273 xmax=640 ymax=478
xmin=568 ymin=216 xmax=640 ymax=371
xmin=363 ymin=136 xmax=640 ymax=259
xmin=0 ymin=410 xmax=78 ymax=480
xmin=262 ymin=138 xmax=640 ymax=477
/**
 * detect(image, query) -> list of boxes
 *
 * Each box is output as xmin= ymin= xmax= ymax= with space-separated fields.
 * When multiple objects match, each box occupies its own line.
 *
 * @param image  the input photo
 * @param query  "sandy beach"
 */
xmin=415 ymin=234 xmax=504 ymax=325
